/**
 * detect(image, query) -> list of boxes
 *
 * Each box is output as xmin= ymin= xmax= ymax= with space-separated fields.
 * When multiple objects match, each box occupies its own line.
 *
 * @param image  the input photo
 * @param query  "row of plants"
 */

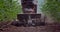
xmin=0 ymin=0 xmax=22 ymax=22
xmin=41 ymin=0 xmax=60 ymax=22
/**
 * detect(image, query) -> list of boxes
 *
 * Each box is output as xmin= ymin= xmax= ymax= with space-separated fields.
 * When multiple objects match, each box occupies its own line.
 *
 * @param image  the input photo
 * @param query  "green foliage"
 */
xmin=0 ymin=0 xmax=22 ymax=21
xmin=41 ymin=0 xmax=60 ymax=22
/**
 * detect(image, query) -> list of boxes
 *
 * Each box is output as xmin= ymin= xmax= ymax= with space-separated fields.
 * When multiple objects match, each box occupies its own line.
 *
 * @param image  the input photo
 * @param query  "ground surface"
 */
xmin=0 ymin=22 xmax=60 ymax=32
xmin=0 ymin=25 xmax=46 ymax=32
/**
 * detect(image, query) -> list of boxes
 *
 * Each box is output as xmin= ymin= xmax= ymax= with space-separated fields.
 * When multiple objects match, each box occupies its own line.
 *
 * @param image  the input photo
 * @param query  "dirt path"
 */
xmin=0 ymin=24 xmax=60 ymax=32
xmin=0 ymin=26 xmax=46 ymax=32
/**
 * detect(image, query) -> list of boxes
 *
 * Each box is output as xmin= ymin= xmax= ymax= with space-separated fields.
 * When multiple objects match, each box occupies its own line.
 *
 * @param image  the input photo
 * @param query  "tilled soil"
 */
xmin=0 ymin=25 xmax=46 ymax=32
xmin=0 ymin=23 xmax=60 ymax=32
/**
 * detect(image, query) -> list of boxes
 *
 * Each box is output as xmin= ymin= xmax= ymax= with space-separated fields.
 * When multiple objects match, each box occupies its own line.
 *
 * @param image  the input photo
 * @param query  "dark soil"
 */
xmin=0 ymin=22 xmax=60 ymax=32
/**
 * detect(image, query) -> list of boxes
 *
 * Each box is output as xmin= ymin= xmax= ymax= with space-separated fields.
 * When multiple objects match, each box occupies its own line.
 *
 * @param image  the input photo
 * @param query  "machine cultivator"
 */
xmin=11 ymin=0 xmax=45 ymax=27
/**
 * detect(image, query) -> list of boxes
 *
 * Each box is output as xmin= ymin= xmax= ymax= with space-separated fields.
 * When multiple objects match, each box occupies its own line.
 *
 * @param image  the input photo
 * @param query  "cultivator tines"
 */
xmin=11 ymin=0 xmax=45 ymax=27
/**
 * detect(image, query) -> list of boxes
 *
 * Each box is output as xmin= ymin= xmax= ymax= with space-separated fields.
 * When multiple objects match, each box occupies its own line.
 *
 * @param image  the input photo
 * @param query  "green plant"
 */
xmin=41 ymin=0 xmax=60 ymax=22
xmin=0 ymin=0 xmax=22 ymax=21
